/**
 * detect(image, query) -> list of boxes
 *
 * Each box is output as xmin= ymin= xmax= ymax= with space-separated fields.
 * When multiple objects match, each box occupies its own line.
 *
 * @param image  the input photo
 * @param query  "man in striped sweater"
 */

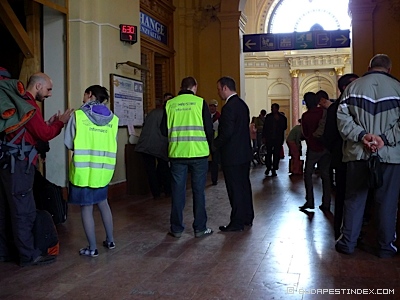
xmin=336 ymin=54 xmax=400 ymax=258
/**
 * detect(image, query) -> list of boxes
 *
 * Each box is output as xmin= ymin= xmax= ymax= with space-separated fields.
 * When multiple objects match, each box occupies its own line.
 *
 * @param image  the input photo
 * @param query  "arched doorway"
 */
xmin=243 ymin=0 xmax=352 ymax=128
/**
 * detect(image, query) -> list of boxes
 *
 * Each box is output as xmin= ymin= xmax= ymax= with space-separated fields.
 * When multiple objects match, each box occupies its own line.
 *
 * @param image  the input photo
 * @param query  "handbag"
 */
xmin=367 ymin=152 xmax=383 ymax=189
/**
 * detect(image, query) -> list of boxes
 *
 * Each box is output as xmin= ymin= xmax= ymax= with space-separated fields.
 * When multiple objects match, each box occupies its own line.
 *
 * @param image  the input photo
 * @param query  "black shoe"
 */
xmin=335 ymin=245 xmax=353 ymax=255
xmin=0 ymin=256 xmax=11 ymax=262
xmin=264 ymin=169 xmax=270 ymax=176
xmin=377 ymin=250 xmax=397 ymax=258
xmin=169 ymin=231 xmax=183 ymax=238
xmin=244 ymin=222 xmax=253 ymax=226
xmin=219 ymin=225 xmax=244 ymax=232
xmin=299 ymin=203 xmax=314 ymax=210
xmin=212 ymin=181 xmax=218 ymax=186
xmin=319 ymin=205 xmax=330 ymax=212
xmin=271 ymin=170 xmax=277 ymax=177
xmin=20 ymin=255 xmax=56 ymax=267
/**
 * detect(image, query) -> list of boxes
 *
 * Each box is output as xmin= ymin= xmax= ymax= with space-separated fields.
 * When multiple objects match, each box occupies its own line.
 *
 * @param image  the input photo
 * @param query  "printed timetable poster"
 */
xmin=110 ymin=74 xmax=144 ymax=126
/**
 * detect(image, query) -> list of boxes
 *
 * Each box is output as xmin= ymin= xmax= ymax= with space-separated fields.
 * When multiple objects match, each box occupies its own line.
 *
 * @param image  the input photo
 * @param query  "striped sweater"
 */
xmin=337 ymin=71 xmax=400 ymax=163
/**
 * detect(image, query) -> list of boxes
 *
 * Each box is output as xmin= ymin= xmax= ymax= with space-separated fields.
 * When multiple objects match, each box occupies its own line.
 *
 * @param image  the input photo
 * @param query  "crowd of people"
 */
xmin=247 ymin=54 xmax=400 ymax=259
xmin=1 ymin=53 xmax=399 ymax=267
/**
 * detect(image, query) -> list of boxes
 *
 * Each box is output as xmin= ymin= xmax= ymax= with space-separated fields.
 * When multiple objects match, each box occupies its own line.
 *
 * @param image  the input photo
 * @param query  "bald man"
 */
xmin=0 ymin=72 xmax=73 ymax=266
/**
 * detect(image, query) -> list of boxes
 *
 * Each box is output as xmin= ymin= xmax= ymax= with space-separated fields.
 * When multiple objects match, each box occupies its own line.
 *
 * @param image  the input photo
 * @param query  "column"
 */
xmin=290 ymin=69 xmax=300 ymax=128
xmin=219 ymin=11 xmax=244 ymax=96
xmin=348 ymin=1 xmax=376 ymax=75
xmin=334 ymin=67 xmax=344 ymax=99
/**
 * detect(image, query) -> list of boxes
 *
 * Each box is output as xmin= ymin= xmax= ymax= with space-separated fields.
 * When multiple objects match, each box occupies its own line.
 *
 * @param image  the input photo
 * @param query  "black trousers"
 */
xmin=222 ymin=162 xmax=254 ymax=228
xmin=0 ymin=159 xmax=41 ymax=263
xmin=141 ymin=153 xmax=171 ymax=198
xmin=334 ymin=163 xmax=346 ymax=240
xmin=210 ymin=150 xmax=220 ymax=184
xmin=265 ymin=139 xmax=282 ymax=171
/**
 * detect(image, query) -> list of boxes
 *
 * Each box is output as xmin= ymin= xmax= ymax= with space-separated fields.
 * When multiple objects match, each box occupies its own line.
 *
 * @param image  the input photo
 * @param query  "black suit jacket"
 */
xmin=214 ymin=94 xmax=252 ymax=166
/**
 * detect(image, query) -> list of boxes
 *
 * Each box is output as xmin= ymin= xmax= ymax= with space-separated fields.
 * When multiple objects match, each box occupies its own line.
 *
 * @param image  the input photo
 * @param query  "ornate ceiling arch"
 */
xmin=258 ymin=0 xmax=281 ymax=33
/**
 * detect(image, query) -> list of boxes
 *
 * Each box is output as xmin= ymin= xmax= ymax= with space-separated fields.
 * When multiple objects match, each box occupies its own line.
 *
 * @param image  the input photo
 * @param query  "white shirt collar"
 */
xmin=225 ymin=93 xmax=237 ymax=103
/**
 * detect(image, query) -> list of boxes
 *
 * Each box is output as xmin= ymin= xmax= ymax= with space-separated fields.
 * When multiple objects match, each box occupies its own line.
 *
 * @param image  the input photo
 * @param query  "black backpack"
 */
xmin=33 ymin=170 xmax=68 ymax=225
xmin=33 ymin=210 xmax=59 ymax=256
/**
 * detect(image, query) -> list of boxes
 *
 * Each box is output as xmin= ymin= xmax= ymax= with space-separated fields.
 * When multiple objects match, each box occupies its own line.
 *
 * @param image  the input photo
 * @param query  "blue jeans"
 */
xmin=170 ymin=158 xmax=208 ymax=233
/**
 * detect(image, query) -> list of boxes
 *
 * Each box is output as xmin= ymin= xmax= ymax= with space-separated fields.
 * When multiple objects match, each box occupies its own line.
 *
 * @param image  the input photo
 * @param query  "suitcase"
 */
xmin=33 ymin=170 xmax=68 ymax=225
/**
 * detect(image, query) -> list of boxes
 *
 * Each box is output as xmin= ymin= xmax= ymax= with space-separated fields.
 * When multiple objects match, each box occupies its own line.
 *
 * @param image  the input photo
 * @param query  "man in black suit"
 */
xmin=213 ymin=76 xmax=254 ymax=232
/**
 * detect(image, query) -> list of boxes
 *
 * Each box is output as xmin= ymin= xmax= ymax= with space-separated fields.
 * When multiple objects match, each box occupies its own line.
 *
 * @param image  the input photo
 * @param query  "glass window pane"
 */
xmin=268 ymin=0 xmax=351 ymax=33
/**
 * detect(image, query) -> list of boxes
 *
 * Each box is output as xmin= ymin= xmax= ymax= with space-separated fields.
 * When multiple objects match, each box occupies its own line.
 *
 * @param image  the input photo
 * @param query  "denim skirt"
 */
xmin=68 ymin=183 xmax=108 ymax=205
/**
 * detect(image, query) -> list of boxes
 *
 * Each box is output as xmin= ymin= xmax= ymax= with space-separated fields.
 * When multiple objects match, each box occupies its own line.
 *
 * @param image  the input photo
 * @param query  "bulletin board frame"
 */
xmin=110 ymin=73 xmax=144 ymax=127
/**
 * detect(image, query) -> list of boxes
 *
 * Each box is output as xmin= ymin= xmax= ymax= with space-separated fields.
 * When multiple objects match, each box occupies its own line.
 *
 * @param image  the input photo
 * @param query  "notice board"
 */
xmin=110 ymin=74 xmax=144 ymax=126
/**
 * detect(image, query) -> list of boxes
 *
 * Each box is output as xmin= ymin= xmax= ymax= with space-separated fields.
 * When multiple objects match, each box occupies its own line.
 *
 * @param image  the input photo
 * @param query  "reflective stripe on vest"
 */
xmin=166 ymin=94 xmax=209 ymax=158
xmin=69 ymin=110 xmax=119 ymax=188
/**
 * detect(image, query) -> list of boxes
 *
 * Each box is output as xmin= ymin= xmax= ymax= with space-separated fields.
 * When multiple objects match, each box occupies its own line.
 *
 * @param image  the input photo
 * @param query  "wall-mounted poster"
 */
xmin=110 ymin=74 xmax=144 ymax=126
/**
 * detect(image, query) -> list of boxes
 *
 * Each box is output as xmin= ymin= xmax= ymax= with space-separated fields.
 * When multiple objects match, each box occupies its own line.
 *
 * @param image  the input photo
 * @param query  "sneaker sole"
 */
xmin=103 ymin=242 xmax=116 ymax=250
xmin=195 ymin=231 xmax=214 ymax=238
xmin=79 ymin=248 xmax=99 ymax=257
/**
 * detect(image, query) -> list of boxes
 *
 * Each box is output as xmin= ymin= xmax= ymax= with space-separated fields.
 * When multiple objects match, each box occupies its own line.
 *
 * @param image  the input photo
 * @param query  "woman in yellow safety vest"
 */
xmin=64 ymin=85 xmax=118 ymax=257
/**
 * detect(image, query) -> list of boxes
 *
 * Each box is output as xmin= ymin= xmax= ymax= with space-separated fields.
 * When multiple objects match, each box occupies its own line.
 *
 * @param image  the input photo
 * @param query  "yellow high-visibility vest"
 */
xmin=166 ymin=94 xmax=209 ymax=158
xmin=69 ymin=110 xmax=118 ymax=188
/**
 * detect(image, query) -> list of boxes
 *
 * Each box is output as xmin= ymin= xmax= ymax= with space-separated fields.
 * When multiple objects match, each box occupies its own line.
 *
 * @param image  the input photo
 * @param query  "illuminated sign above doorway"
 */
xmin=140 ymin=12 xmax=168 ymax=45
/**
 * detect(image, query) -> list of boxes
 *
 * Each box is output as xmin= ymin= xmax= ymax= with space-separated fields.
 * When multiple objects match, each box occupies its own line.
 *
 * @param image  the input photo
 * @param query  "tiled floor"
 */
xmin=0 ymin=156 xmax=399 ymax=299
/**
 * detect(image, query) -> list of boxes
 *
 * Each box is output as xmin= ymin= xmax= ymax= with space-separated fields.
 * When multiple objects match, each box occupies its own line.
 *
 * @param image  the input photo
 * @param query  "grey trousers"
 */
xmin=304 ymin=148 xmax=331 ymax=208
xmin=336 ymin=161 xmax=400 ymax=257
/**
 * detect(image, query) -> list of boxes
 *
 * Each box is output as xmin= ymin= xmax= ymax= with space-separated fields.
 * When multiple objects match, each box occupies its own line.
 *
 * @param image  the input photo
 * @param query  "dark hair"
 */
xmin=85 ymin=85 xmax=109 ymax=103
xmin=180 ymin=77 xmax=197 ymax=90
xmin=217 ymin=76 xmax=236 ymax=92
xmin=164 ymin=92 xmax=173 ymax=99
xmin=316 ymin=90 xmax=329 ymax=101
xmin=338 ymin=73 xmax=359 ymax=93
xmin=260 ymin=109 xmax=266 ymax=116
xmin=271 ymin=103 xmax=280 ymax=110
xmin=304 ymin=92 xmax=317 ymax=109
xmin=369 ymin=54 xmax=392 ymax=70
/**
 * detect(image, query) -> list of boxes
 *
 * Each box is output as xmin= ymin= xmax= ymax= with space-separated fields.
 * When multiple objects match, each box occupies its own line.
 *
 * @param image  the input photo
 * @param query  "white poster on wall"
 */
xmin=110 ymin=74 xmax=144 ymax=126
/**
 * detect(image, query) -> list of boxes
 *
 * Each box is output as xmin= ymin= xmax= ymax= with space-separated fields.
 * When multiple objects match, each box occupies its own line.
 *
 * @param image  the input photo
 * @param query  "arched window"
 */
xmin=267 ymin=0 xmax=351 ymax=33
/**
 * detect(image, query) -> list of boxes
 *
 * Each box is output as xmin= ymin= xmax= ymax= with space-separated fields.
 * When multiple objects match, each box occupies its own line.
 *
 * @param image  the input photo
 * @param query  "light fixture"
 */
xmin=115 ymin=61 xmax=149 ymax=73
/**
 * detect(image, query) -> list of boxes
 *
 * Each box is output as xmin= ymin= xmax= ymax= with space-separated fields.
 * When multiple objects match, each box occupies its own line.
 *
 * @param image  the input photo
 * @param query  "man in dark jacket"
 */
xmin=262 ymin=103 xmax=287 ymax=176
xmin=213 ymin=76 xmax=254 ymax=232
xmin=323 ymin=73 xmax=359 ymax=239
xmin=135 ymin=97 xmax=171 ymax=199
